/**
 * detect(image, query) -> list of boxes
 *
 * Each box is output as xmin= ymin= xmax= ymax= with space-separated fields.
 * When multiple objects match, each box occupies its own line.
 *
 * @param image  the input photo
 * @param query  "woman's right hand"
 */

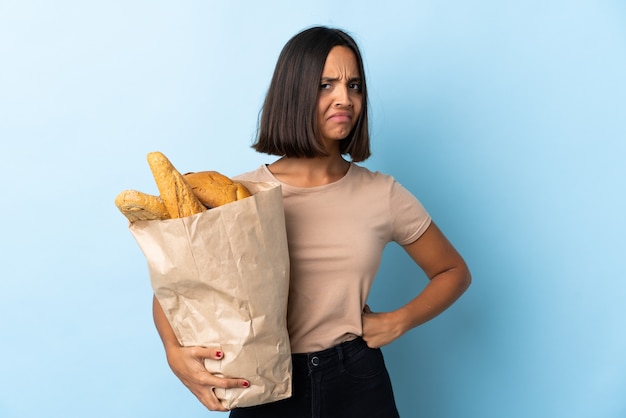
xmin=153 ymin=295 xmax=249 ymax=411
xmin=164 ymin=343 xmax=250 ymax=412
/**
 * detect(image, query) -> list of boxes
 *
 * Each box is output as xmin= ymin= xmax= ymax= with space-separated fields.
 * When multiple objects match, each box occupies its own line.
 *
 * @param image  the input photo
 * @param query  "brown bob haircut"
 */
xmin=252 ymin=26 xmax=370 ymax=162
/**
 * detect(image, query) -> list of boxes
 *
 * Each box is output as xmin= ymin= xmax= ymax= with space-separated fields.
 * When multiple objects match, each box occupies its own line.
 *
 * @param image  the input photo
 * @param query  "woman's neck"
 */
xmin=268 ymin=155 xmax=351 ymax=188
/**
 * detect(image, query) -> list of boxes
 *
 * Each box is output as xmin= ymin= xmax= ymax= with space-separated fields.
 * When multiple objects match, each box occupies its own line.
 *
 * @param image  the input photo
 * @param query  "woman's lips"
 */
xmin=328 ymin=112 xmax=352 ymax=122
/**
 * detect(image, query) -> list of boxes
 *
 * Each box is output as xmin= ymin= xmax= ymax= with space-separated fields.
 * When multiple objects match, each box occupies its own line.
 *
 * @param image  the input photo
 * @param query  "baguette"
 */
xmin=114 ymin=190 xmax=171 ymax=222
xmin=146 ymin=152 xmax=206 ymax=218
xmin=184 ymin=171 xmax=252 ymax=208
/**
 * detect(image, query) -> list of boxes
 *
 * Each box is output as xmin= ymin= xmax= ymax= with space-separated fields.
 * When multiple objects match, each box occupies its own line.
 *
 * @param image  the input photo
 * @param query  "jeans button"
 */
xmin=310 ymin=356 xmax=320 ymax=366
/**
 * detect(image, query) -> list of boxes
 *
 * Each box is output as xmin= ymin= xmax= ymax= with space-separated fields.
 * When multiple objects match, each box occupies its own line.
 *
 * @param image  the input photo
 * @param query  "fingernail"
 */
xmin=215 ymin=351 xmax=222 ymax=358
xmin=242 ymin=381 xmax=250 ymax=388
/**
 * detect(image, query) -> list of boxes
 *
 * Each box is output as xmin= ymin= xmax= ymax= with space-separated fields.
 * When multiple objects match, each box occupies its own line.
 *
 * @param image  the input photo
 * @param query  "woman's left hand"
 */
xmin=361 ymin=305 xmax=404 ymax=348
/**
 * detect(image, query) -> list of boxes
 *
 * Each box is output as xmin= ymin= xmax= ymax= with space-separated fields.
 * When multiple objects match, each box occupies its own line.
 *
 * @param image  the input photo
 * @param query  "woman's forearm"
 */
xmin=396 ymin=266 xmax=471 ymax=333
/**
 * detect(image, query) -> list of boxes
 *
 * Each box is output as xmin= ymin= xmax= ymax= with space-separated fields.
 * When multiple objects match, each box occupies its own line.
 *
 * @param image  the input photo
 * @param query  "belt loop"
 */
xmin=336 ymin=344 xmax=345 ymax=373
xmin=307 ymin=353 xmax=314 ymax=376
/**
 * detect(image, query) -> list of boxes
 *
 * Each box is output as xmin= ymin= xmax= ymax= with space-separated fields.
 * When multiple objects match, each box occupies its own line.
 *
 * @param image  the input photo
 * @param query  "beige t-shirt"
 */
xmin=235 ymin=163 xmax=431 ymax=353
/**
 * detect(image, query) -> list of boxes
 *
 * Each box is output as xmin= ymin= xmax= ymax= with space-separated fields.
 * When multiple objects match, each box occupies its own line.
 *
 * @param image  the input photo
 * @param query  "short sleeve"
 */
xmin=389 ymin=179 xmax=432 ymax=245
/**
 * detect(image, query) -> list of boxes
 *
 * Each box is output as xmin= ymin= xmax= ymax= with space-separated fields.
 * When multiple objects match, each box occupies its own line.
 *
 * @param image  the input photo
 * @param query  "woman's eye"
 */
xmin=320 ymin=83 xmax=331 ymax=90
xmin=349 ymin=83 xmax=361 ymax=91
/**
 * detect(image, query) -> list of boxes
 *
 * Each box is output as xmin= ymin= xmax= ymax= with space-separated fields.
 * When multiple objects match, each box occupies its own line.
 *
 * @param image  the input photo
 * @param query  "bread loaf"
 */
xmin=114 ymin=190 xmax=171 ymax=222
xmin=115 ymin=152 xmax=248 ymax=222
xmin=184 ymin=171 xmax=252 ymax=208
xmin=147 ymin=152 xmax=206 ymax=218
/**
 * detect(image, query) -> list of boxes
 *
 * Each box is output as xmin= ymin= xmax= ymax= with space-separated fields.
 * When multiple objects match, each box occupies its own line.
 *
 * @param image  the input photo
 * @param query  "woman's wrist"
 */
xmin=393 ymin=304 xmax=425 ymax=335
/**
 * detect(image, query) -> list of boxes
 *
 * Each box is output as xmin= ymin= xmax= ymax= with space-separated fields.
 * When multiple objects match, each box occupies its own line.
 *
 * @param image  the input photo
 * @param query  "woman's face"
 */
xmin=316 ymin=46 xmax=363 ymax=151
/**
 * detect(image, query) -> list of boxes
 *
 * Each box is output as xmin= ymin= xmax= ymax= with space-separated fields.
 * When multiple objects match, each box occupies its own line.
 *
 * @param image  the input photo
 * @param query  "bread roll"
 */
xmin=147 ymin=152 xmax=206 ymax=218
xmin=115 ymin=190 xmax=171 ymax=222
xmin=183 ymin=171 xmax=252 ymax=208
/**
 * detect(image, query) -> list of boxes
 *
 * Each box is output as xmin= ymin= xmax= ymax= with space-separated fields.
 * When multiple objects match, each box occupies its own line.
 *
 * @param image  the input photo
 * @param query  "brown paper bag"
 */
xmin=128 ymin=181 xmax=292 ymax=409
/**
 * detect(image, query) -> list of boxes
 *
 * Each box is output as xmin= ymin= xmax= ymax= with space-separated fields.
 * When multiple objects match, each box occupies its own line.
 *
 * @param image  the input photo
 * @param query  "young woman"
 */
xmin=153 ymin=26 xmax=471 ymax=417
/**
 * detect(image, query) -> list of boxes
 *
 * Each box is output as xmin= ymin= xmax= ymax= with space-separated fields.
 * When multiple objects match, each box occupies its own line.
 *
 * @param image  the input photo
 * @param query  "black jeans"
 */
xmin=229 ymin=337 xmax=400 ymax=418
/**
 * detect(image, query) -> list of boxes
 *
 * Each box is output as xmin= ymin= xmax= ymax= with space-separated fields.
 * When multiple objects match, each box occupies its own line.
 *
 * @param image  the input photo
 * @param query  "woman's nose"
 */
xmin=333 ymin=85 xmax=352 ymax=107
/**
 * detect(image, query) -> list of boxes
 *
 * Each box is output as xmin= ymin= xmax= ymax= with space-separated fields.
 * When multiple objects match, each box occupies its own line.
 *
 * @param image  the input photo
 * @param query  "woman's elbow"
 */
xmin=458 ymin=264 xmax=472 ymax=293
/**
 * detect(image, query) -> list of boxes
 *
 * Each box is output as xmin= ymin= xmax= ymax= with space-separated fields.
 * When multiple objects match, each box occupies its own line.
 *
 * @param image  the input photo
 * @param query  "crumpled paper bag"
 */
xmin=128 ymin=181 xmax=292 ymax=409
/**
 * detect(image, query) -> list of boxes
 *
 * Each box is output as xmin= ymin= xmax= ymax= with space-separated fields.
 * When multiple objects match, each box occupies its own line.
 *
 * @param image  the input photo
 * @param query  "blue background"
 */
xmin=1 ymin=1 xmax=625 ymax=417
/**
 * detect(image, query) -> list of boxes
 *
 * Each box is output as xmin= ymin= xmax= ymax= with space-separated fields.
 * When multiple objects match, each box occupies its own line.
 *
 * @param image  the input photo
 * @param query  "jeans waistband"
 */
xmin=292 ymin=337 xmax=367 ymax=373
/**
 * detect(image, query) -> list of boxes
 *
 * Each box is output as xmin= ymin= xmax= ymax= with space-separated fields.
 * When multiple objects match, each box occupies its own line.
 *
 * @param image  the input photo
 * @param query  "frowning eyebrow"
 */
xmin=320 ymin=76 xmax=362 ymax=83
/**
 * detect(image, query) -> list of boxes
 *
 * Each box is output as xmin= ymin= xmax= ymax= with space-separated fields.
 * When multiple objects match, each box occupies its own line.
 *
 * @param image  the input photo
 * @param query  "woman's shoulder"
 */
xmin=348 ymin=163 xmax=396 ymax=185
xmin=233 ymin=165 xmax=273 ymax=182
xmin=349 ymin=164 xmax=423 ymax=203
